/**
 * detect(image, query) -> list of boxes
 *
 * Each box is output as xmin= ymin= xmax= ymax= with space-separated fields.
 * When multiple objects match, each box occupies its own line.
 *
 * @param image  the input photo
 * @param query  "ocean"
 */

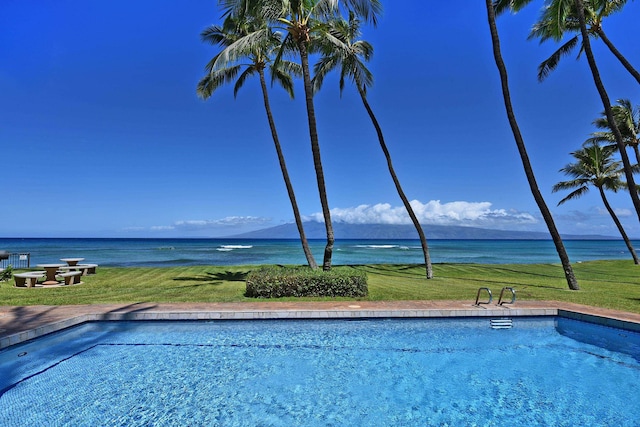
xmin=0 ymin=238 xmax=636 ymax=268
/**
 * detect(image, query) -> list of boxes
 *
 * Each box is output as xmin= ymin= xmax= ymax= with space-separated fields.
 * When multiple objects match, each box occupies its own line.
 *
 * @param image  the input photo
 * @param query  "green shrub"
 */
xmin=0 ymin=265 xmax=13 ymax=282
xmin=245 ymin=266 xmax=368 ymax=298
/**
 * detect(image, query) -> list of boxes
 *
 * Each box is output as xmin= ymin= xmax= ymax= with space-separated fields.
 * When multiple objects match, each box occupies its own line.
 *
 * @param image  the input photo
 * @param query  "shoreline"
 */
xmin=1 ymin=237 xmax=637 ymax=268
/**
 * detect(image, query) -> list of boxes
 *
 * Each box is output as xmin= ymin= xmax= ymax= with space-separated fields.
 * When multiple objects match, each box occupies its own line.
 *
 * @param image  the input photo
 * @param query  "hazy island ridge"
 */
xmin=230 ymin=221 xmax=618 ymax=240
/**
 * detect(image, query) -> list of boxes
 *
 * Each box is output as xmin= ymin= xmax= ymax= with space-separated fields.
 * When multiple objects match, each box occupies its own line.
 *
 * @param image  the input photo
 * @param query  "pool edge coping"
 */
xmin=2 ymin=304 xmax=639 ymax=350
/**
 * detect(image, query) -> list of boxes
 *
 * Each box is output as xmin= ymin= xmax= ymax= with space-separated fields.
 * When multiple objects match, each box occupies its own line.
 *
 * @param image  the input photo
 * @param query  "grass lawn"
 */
xmin=1 ymin=260 xmax=639 ymax=313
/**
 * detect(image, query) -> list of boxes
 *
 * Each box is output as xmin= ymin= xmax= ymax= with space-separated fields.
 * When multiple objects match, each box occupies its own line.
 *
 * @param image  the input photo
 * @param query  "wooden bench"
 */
xmin=14 ymin=272 xmax=46 ymax=288
xmin=57 ymin=271 xmax=83 ymax=285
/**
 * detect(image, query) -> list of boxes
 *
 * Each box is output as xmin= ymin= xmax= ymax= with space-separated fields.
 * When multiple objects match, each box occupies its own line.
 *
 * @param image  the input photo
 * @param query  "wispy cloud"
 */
xmin=553 ymin=206 xmax=639 ymax=235
xmin=130 ymin=216 xmax=274 ymax=236
xmin=304 ymin=200 xmax=537 ymax=229
xmin=595 ymin=207 xmax=632 ymax=217
xmin=172 ymin=216 xmax=272 ymax=230
xmin=150 ymin=225 xmax=175 ymax=231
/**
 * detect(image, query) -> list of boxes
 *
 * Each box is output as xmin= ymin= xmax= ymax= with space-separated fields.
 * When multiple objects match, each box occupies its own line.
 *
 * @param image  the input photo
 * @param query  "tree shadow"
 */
xmin=173 ymin=271 xmax=248 ymax=283
xmin=357 ymin=264 xmax=424 ymax=278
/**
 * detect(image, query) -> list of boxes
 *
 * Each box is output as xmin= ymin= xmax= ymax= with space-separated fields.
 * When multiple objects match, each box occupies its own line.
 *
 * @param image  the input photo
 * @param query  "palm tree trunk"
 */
xmin=298 ymin=40 xmax=335 ymax=270
xmin=356 ymin=85 xmax=433 ymax=279
xmin=258 ymin=68 xmax=318 ymax=269
xmin=574 ymin=0 xmax=640 ymax=223
xmin=633 ymin=144 xmax=640 ymax=166
xmin=596 ymin=28 xmax=640 ymax=85
xmin=485 ymin=0 xmax=580 ymax=290
xmin=598 ymin=187 xmax=639 ymax=264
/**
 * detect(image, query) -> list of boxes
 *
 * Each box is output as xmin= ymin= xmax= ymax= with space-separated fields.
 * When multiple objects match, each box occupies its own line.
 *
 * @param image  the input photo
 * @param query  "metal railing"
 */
xmin=474 ymin=287 xmax=493 ymax=307
xmin=498 ymin=287 xmax=516 ymax=306
xmin=0 ymin=253 xmax=31 ymax=269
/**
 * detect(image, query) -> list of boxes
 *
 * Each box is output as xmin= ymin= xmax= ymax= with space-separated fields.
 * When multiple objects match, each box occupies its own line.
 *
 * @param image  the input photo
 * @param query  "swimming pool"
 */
xmin=1 ymin=317 xmax=639 ymax=426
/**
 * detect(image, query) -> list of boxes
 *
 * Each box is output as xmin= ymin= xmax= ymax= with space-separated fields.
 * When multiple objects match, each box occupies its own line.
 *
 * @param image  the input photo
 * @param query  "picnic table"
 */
xmin=36 ymin=264 xmax=65 ymax=285
xmin=61 ymin=258 xmax=85 ymax=266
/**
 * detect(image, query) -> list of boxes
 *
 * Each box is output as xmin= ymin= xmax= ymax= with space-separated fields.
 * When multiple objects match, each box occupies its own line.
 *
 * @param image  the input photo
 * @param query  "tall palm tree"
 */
xmin=528 ymin=0 xmax=640 ymax=84
xmin=588 ymin=98 xmax=640 ymax=164
xmin=219 ymin=0 xmax=382 ymax=271
xmin=197 ymin=14 xmax=318 ymax=269
xmin=312 ymin=14 xmax=433 ymax=279
xmin=572 ymin=0 xmax=640 ymax=222
xmin=486 ymin=0 xmax=580 ymax=290
xmin=553 ymin=142 xmax=639 ymax=264
xmin=494 ymin=0 xmax=640 ymax=226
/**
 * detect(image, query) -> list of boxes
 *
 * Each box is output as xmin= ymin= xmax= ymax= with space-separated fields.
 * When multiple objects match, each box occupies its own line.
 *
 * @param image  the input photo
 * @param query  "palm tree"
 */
xmin=219 ymin=0 xmax=382 ymax=271
xmin=312 ymin=14 xmax=433 ymax=279
xmin=572 ymin=0 xmax=640 ymax=222
xmin=486 ymin=0 xmax=580 ymax=290
xmin=494 ymin=0 xmax=640 ymax=227
xmin=588 ymin=98 xmax=640 ymax=165
xmin=528 ymin=0 xmax=640 ymax=84
xmin=553 ymin=142 xmax=639 ymax=264
xmin=197 ymin=14 xmax=318 ymax=269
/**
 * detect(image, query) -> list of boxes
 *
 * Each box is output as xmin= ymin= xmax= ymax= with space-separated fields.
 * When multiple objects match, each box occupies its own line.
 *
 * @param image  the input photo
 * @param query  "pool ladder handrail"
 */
xmin=474 ymin=287 xmax=492 ymax=307
xmin=498 ymin=287 xmax=516 ymax=306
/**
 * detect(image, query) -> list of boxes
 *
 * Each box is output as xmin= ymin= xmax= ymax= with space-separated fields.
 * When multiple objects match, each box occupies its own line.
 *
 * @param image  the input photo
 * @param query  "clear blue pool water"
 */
xmin=1 ymin=318 xmax=639 ymax=426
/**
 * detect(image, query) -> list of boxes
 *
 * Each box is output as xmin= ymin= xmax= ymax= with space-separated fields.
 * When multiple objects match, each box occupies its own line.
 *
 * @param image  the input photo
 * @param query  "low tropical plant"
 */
xmin=0 ymin=265 xmax=13 ymax=282
xmin=245 ymin=266 xmax=368 ymax=298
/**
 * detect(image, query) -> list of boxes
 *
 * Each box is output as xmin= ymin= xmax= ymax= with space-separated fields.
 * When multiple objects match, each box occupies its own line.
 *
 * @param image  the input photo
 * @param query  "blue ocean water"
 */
xmin=0 ymin=238 xmax=636 ymax=267
xmin=1 ymin=318 xmax=639 ymax=426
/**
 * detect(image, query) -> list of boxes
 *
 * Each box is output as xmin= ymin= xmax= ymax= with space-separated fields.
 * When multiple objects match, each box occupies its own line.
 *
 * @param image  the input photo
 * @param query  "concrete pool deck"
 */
xmin=1 ymin=300 xmax=640 ymax=349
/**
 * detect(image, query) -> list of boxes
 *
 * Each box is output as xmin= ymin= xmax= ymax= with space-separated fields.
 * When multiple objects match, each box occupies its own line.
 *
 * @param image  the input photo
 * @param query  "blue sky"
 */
xmin=1 ymin=0 xmax=639 ymax=238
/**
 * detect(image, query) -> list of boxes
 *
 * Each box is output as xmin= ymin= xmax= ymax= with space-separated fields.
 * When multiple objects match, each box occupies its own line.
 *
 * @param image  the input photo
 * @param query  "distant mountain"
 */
xmin=230 ymin=221 xmax=616 ymax=240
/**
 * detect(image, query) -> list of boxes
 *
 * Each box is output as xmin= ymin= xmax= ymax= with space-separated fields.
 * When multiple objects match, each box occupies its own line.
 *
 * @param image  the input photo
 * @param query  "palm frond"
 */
xmin=311 ymin=0 xmax=340 ymax=22
xmin=492 ymin=0 xmax=534 ymax=16
xmin=353 ymin=40 xmax=373 ymax=61
xmin=200 ymin=25 xmax=230 ymax=46
xmin=554 ymin=185 xmax=590 ymax=205
xmin=554 ymin=140 xmax=628 ymax=205
xmin=312 ymin=54 xmax=340 ymax=94
xmin=196 ymin=65 xmax=242 ymax=99
xmin=599 ymin=0 xmax=627 ymax=16
xmin=591 ymin=98 xmax=640 ymax=148
xmin=270 ymin=64 xmax=295 ymax=98
xmin=546 ymin=0 xmax=576 ymax=40
xmin=220 ymin=0 xmax=283 ymax=22
xmin=233 ymin=66 xmax=256 ymax=98
xmin=212 ymin=27 xmax=272 ymax=70
xmin=584 ymin=132 xmax=615 ymax=146
xmin=313 ymin=13 xmax=374 ymax=96
xmin=276 ymin=60 xmax=302 ymax=78
xmin=272 ymin=31 xmax=293 ymax=71
xmin=592 ymin=115 xmax=610 ymax=129
xmin=537 ymin=35 xmax=579 ymax=81
xmin=344 ymin=0 xmax=382 ymax=26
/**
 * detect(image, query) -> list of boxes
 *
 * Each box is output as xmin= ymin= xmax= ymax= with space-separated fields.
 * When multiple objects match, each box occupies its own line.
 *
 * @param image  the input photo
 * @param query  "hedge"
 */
xmin=245 ymin=266 xmax=368 ymax=298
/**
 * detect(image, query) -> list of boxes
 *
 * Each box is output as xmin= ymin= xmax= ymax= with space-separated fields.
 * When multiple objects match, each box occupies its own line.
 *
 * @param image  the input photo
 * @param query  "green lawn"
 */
xmin=1 ymin=260 xmax=639 ymax=313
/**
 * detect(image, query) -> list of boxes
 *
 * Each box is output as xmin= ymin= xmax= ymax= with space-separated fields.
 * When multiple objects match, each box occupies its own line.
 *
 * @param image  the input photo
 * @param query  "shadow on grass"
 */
xmin=449 ymin=276 xmax=567 ymax=291
xmin=359 ymin=264 xmax=425 ymax=278
xmin=173 ymin=271 xmax=248 ymax=283
xmin=575 ymin=266 xmax=640 ymax=286
xmin=471 ymin=266 xmax=564 ymax=280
